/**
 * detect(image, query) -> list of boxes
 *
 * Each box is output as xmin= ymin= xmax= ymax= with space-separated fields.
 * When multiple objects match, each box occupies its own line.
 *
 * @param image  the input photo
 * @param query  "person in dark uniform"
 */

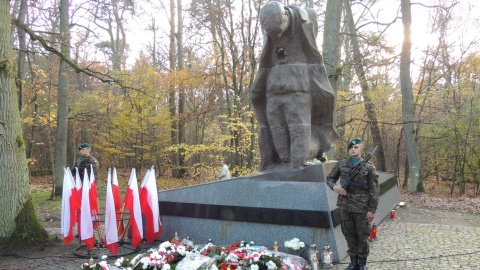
xmin=72 ymin=143 xmax=98 ymax=180
xmin=326 ymin=138 xmax=379 ymax=270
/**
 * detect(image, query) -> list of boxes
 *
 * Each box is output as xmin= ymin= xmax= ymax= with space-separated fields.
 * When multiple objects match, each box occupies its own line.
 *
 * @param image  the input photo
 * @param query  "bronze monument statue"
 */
xmin=251 ymin=1 xmax=339 ymax=170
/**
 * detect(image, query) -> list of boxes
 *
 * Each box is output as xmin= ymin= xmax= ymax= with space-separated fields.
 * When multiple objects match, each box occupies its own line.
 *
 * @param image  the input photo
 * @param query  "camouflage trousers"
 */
xmin=340 ymin=209 xmax=370 ymax=257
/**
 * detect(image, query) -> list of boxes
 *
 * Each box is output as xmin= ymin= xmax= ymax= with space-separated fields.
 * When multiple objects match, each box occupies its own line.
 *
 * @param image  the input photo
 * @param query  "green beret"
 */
xmin=79 ymin=143 xmax=92 ymax=149
xmin=348 ymin=138 xmax=362 ymax=150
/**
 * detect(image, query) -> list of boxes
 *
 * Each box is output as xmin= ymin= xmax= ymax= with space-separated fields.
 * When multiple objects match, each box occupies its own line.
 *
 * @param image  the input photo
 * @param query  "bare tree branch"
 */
xmin=13 ymin=18 xmax=129 ymax=89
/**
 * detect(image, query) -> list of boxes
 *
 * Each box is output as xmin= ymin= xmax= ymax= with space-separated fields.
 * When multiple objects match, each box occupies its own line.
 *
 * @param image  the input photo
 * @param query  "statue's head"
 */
xmin=260 ymin=1 xmax=290 ymax=39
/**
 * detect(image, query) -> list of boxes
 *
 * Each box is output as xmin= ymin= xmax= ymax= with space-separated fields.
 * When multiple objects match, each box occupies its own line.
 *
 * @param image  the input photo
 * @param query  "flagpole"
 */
xmin=117 ymin=203 xmax=127 ymax=234
xmin=120 ymin=218 xmax=131 ymax=243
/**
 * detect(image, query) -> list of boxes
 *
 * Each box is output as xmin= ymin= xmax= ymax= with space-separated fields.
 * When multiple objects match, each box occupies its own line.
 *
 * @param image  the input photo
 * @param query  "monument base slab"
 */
xmin=157 ymin=162 xmax=399 ymax=262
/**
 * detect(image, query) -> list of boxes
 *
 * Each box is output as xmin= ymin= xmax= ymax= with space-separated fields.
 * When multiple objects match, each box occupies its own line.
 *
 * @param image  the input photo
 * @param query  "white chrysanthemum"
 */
xmin=163 ymin=264 xmax=171 ymax=270
xmin=266 ymin=260 xmax=277 ymax=270
xmin=284 ymin=238 xmax=305 ymax=250
xmin=114 ymin=257 xmax=124 ymax=267
xmin=177 ymin=245 xmax=186 ymax=256
xmin=250 ymin=264 xmax=260 ymax=270
xmin=140 ymin=257 xmax=151 ymax=269
xmin=159 ymin=241 xmax=172 ymax=250
xmin=225 ymin=253 xmax=239 ymax=261
xmin=150 ymin=250 xmax=164 ymax=260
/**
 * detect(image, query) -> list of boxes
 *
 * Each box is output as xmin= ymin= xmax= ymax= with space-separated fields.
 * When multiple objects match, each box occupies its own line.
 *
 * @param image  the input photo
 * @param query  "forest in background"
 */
xmin=7 ymin=0 xmax=480 ymax=198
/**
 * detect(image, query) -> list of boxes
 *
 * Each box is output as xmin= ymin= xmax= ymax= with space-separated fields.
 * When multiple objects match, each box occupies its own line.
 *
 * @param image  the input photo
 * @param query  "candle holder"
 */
xmin=322 ymin=245 xmax=333 ymax=269
xmin=274 ymin=241 xmax=279 ymax=251
xmin=171 ymin=232 xmax=180 ymax=244
xmin=390 ymin=210 xmax=396 ymax=219
xmin=368 ymin=223 xmax=377 ymax=241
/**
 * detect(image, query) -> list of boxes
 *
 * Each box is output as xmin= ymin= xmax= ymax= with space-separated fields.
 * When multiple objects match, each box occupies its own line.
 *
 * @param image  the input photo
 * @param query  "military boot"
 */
xmin=358 ymin=256 xmax=367 ymax=270
xmin=344 ymin=255 xmax=359 ymax=270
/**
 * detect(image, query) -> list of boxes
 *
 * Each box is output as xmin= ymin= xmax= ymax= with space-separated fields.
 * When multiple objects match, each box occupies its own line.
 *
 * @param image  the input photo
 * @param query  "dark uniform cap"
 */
xmin=348 ymin=138 xmax=362 ymax=150
xmin=79 ymin=143 xmax=92 ymax=150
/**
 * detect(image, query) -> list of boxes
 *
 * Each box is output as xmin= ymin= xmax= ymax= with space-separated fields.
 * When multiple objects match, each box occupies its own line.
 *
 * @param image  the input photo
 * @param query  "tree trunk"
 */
xmin=322 ymin=0 xmax=343 ymax=93
xmin=337 ymin=23 xmax=352 ymax=142
xmin=0 ymin=0 xmax=46 ymax=241
xmin=322 ymin=0 xmax=343 ymax=158
xmin=53 ymin=0 xmax=71 ymax=197
xmin=177 ymin=0 xmax=186 ymax=178
xmin=15 ymin=0 xmax=27 ymax=112
xmin=400 ymin=0 xmax=423 ymax=192
xmin=169 ymin=0 xmax=179 ymax=177
xmin=344 ymin=0 xmax=386 ymax=171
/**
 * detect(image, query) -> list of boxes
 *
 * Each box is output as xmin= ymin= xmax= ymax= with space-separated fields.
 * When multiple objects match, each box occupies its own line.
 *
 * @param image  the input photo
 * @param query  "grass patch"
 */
xmin=30 ymin=173 xmax=210 ymax=230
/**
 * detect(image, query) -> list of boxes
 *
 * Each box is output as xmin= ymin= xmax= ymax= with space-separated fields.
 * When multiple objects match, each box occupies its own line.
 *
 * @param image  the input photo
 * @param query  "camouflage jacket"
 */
xmin=72 ymin=155 xmax=98 ymax=180
xmin=326 ymin=158 xmax=379 ymax=213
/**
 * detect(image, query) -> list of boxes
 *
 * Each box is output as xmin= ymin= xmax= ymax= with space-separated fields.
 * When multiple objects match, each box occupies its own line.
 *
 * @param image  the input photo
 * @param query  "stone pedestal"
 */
xmin=157 ymin=161 xmax=399 ymax=262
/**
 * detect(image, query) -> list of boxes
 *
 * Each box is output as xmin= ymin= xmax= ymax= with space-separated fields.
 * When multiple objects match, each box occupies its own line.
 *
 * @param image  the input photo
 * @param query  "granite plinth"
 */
xmin=157 ymin=161 xmax=399 ymax=262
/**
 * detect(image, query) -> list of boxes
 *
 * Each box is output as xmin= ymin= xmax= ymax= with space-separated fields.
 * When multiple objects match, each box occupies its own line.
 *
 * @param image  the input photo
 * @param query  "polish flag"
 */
xmin=74 ymin=167 xmax=83 ymax=195
xmin=80 ymin=175 xmax=95 ymax=249
xmin=67 ymin=168 xmax=81 ymax=204
xmin=139 ymin=167 xmax=162 ymax=243
xmin=104 ymin=171 xmax=119 ymax=255
xmin=61 ymin=168 xmax=80 ymax=245
xmin=75 ymin=167 xmax=82 ymax=237
xmin=112 ymin=167 xmax=124 ymax=235
xmin=89 ymin=165 xmax=100 ymax=229
xmin=74 ymin=168 xmax=83 ymax=238
xmin=138 ymin=168 xmax=151 ymax=198
xmin=124 ymin=168 xmax=143 ymax=248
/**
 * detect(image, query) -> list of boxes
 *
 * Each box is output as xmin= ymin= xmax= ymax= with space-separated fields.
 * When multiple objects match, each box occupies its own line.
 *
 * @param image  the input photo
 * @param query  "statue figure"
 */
xmin=251 ymin=1 xmax=339 ymax=170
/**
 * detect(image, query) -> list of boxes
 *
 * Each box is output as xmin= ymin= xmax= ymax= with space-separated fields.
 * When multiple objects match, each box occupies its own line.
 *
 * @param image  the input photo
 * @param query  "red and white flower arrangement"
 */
xmin=81 ymin=239 xmax=308 ymax=270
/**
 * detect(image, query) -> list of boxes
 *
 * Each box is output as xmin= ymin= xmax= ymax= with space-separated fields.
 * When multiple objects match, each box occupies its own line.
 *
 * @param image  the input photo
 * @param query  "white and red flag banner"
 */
xmin=89 ymin=165 xmax=100 ymax=228
xmin=140 ymin=167 xmax=162 ymax=243
xmin=124 ymin=168 xmax=143 ymax=248
xmin=74 ymin=167 xmax=83 ymax=238
xmin=112 ymin=167 xmax=124 ymax=235
xmin=104 ymin=170 xmax=119 ymax=255
xmin=80 ymin=174 xmax=95 ymax=249
xmin=74 ymin=167 xmax=82 ymax=195
xmin=61 ymin=168 xmax=80 ymax=245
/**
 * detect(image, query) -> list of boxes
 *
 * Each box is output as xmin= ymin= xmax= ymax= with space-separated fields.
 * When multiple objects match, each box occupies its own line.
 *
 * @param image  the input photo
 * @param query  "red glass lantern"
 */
xmin=368 ymin=224 xmax=377 ymax=241
xmin=390 ymin=210 xmax=396 ymax=219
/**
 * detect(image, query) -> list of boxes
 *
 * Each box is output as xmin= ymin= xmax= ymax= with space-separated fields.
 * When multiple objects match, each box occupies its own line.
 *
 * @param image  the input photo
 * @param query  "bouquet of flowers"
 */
xmin=196 ymin=241 xmax=282 ymax=270
xmin=284 ymin=238 xmax=305 ymax=251
xmin=81 ymin=239 xmax=308 ymax=270
xmin=81 ymin=241 xmax=192 ymax=270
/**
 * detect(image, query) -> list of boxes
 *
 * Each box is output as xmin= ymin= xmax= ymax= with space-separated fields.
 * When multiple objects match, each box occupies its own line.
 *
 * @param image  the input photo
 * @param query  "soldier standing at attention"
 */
xmin=326 ymin=138 xmax=379 ymax=270
xmin=73 ymin=143 xmax=99 ymax=181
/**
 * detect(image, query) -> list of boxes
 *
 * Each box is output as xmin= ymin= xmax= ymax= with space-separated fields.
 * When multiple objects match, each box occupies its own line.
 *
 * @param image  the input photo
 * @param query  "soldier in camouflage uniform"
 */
xmin=72 ymin=143 xmax=98 ymax=181
xmin=326 ymin=138 xmax=378 ymax=270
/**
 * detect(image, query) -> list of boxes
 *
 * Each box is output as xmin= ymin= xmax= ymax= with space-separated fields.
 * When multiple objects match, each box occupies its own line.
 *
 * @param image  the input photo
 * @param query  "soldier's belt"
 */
xmin=348 ymin=189 xmax=369 ymax=194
